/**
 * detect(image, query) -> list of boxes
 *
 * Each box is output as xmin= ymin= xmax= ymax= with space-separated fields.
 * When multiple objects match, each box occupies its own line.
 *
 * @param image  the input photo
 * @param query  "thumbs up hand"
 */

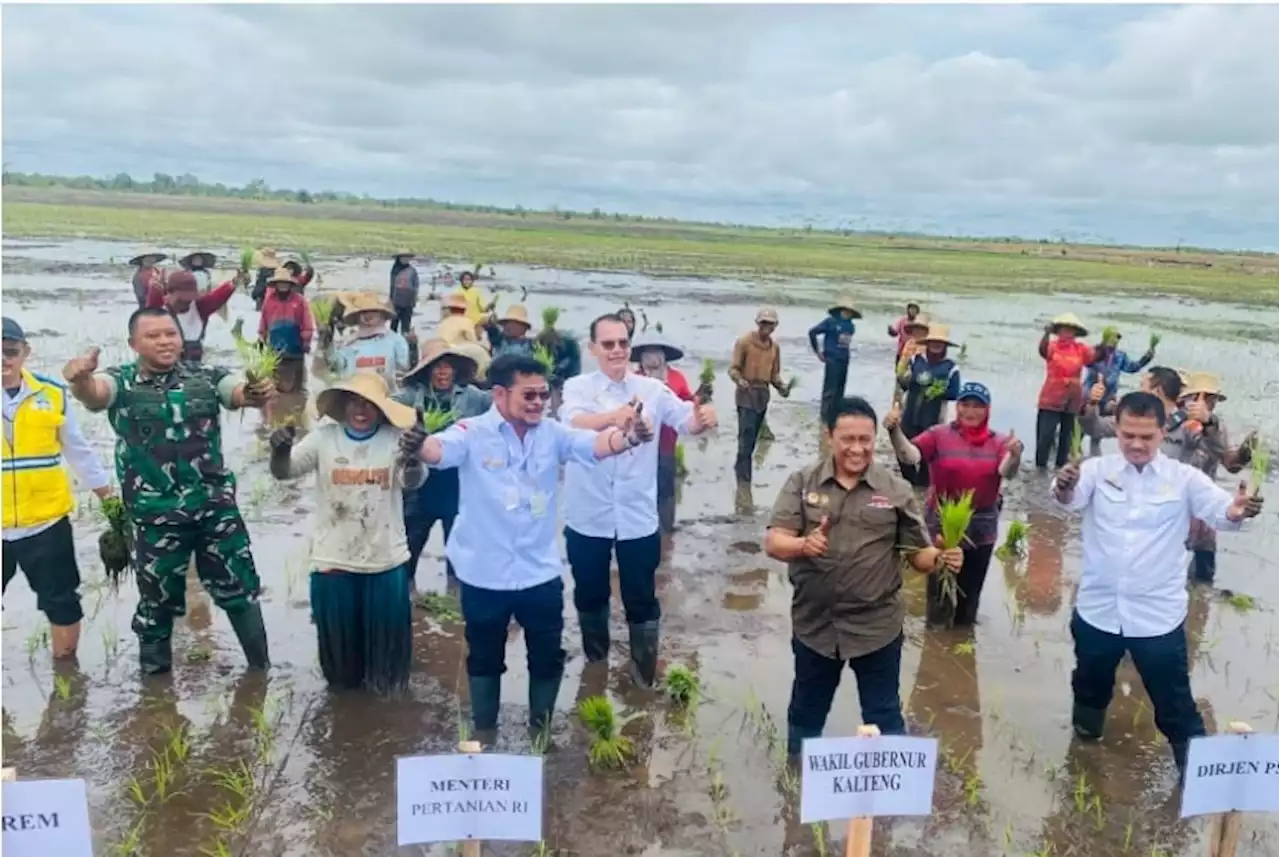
xmin=1004 ymin=429 xmax=1023 ymax=459
xmin=1228 ymin=480 xmax=1264 ymax=521
xmin=803 ymin=516 xmax=830 ymax=557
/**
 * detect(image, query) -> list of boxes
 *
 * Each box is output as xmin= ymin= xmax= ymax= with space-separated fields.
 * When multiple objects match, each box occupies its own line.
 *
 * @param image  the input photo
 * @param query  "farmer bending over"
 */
xmin=62 ymin=308 xmax=275 ymax=675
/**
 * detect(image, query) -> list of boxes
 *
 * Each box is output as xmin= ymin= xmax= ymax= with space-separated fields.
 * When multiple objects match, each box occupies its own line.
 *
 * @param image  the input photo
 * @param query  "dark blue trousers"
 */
xmin=459 ymin=577 xmax=565 ymax=681
xmin=787 ymin=633 xmax=906 ymax=754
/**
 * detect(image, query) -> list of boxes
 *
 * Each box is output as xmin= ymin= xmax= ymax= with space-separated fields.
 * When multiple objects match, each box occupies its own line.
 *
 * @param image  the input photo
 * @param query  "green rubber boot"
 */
xmin=228 ymin=602 xmax=270 ymax=670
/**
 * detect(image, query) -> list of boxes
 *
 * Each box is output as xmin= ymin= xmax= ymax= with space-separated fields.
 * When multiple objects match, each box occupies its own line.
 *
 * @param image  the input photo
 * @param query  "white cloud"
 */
xmin=2 ymin=4 xmax=1276 ymax=249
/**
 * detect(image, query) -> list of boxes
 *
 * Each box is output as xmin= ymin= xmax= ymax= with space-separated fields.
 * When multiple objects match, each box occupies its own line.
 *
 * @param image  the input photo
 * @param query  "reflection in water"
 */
xmin=1021 ymin=509 xmax=1069 ymax=616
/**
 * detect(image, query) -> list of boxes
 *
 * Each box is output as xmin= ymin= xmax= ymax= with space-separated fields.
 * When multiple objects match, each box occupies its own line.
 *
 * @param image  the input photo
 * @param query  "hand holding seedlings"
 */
xmin=63 ymin=346 xmax=101 ymax=383
xmin=610 ymin=398 xmax=641 ymax=430
xmin=630 ymin=400 xmax=654 ymax=444
xmin=399 ymin=411 xmax=429 ymax=459
xmin=1250 ymin=439 xmax=1269 ymax=495
xmin=1089 ymin=381 xmax=1106 ymax=405
xmin=1055 ymin=462 xmax=1081 ymax=495
xmin=1228 ymin=480 xmax=1265 ymax=521
xmin=241 ymin=376 xmax=276 ymax=407
xmin=268 ymin=425 xmax=297 ymax=452
xmin=691 ymin=403 xmax=718 ymax=432
xmin=803 ymin=516 xmax=830 ymax=557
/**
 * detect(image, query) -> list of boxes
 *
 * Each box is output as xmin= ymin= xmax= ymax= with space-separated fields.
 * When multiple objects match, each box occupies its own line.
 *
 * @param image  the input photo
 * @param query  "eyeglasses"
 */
xmin=520 ymin=389 xmax=553 ymax=402
xmin=1 ymin=346 xmax=22 ymax=358
xmin=597 ymin=339 xmax=630 ymax=352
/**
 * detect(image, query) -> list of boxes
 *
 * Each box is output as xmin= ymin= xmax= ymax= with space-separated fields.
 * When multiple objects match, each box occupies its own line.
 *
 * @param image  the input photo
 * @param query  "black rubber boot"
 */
xmin=469 ymin=675 xmax=502 ymax=734
xmin=228 ymin=602 xmax=270 ymax=670
xmin=577 ymin=608 xmax=611 ymax=664
xmin=528 ymin=673 xmax=563 ymax=735
xmin=627 ymin=620 xmax=660 ymax=689
xmin=1188 ymin=550 xmax=1216 ymax=585
xmin=139 ymin=637 xmax=172 ymax=676
xmin=1072 ymin=702 xmax=1106 ymax=741
xmin=1172 ymin=741 xmax=1190 ymax=786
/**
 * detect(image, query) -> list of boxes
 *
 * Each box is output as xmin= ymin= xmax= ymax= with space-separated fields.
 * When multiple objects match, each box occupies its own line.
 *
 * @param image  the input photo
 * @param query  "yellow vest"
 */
xmin=2 ymin=370 xmax=74 ymax=529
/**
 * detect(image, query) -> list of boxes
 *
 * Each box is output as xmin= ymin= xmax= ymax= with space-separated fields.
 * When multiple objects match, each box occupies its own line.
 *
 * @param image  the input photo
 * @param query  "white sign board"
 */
xmin=397 ymin=752 xmax=543 ymax=845
xmin=1180 ymin=733 xmax=1280 ymax=818
xmin=800 ymin=735 xmax=938 ymax=823
xmin=2 ymin=778 xmax=94 ymax=856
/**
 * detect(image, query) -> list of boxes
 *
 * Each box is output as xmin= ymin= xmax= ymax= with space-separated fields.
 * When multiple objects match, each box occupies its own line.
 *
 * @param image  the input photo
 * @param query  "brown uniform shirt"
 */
xmin=728 ymin=331 xmax=783 ymax=411
xmin=768 ymin=459 xmax=931 ymax=660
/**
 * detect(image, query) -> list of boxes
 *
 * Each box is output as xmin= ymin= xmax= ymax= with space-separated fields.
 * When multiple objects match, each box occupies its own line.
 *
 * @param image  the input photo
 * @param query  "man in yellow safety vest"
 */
xmin=2 ymin=317 xmax=115 ymax=659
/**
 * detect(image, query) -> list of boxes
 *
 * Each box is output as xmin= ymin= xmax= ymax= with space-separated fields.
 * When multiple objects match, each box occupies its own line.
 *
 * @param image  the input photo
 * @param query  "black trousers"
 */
xmin=734 ymin=406 xmax=766 ymax=483
xmin=404 ymin=469 xmax=460 ymax=579
xmin=656 ymin=454 xmax=677 ymax=534
xmin=820 ymin=359 xmax=849 ymax=422
xmin=926 ymin=543 xmax=994 ymax=627
xmin=564 ymin=528 xmax=661 ymax=624
xmin=787 ymin=634 xmax=906 ymax=749
xmin=459 ymin=577 xmax=565 ymax=681
xmin=2 ymin=516 xmax=83 ymax=627
xmin=1036 ymin=408 xmax=1076 ymax=469
xmin=1069 ymin=611 xmax=1205 ymax=747
xmin=390 ymin=306 xmax=414 ymax=333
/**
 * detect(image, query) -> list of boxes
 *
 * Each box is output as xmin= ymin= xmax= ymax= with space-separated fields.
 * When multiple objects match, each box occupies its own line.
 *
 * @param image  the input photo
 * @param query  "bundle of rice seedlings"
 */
xmin=957 ymin=343 xmax=968 ymax=362
xmin=239 ymin=247 xmax=256 ymax=273
xmin=532 ymin=342 xmax=556 ymax=375
xmin=310 ymin=296 xmax=335 ymax=328
xmin=674 ymin=442 xmax=688 ymax=478
xmin=1251 ymin=441 xmax=1270 ymax=497
xmin=995 ymin=518 xmax=1030 ymax=560
xmin=422 ymin=405 xmax=459 ymax=434
xmin=541 ymin=306 xmax=561 ymax=329
xmin=758 ymin=417 xmax=775 ymax=442
xmin=1148 ymin=332 xmax=1161 ymax=351
xmin=1069 ymin=419 xmax=1085 ymax=462
xmin=933 ymin=491 xmax=975 ymax=626
xmin=230 ymin=317 xmax=246 ymax=347
xmin=663 ymin=665 xmax=700 ymax=708
xmin=923 ymin=379 xmax=949 ymax=400
xmin=782 ymin=376 xmax=799 ymax=396
xmin=654 ymin=321 xmax=664 ymax=334
xmin=577 ymin=696 xmax=634 ymax=769
xmin=235 ymin=337 xmax=282 ymax=386
xmin=695 ymin=358 xmax=715 ymax=404
xmin=300 ymin=249 xmax=313 ymax=268
xmin=98 ymin=496 xmax=133 ymax=585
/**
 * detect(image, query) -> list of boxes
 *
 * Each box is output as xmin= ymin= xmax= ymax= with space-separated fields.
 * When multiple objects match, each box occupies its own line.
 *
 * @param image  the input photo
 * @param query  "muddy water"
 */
xmin=2 ymin=238 xmax=1277 ymax=856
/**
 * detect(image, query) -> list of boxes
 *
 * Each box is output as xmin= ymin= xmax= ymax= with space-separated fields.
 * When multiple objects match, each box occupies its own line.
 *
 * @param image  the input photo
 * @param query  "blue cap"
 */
xmin=1 ymin=317 xmax=25 ymax=343
xmin=957 ymin=381 xmax=990 ymax=405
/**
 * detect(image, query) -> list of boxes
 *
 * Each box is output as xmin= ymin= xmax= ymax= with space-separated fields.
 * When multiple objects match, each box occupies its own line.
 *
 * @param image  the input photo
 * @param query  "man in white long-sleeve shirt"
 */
xmin=1051 ymin=391 xmax=1261 ymax=782
xmin=560 ymin=313 xmax=717 ymax=688
xmin=2 ymin=318 xmax=114 ymax=659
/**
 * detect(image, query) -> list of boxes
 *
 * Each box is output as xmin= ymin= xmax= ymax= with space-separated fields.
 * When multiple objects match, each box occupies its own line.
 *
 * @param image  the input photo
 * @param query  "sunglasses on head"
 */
xmin=597 ymin=338 xmax=629 ymax=352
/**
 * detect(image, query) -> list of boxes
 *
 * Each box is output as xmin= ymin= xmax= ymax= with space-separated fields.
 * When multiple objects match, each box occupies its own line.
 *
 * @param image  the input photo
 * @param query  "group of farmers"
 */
xmin=0 ymin=253 xmax=1266 ymax=786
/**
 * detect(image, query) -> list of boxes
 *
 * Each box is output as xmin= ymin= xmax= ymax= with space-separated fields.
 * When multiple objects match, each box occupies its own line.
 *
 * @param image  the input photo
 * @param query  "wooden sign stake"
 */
xmin=844 ymin=723 xmax=881 ymax=857
xmin=458 ymin=740 xmax=483 ymax=857
xmin=1206 ymin=722 xmax=1253 ymax=857
xmin=1 ymin=767 xmax=15 ymax=782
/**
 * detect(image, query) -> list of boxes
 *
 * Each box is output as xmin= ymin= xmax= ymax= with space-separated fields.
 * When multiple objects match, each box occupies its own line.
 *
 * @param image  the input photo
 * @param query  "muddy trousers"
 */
xmin=1186 ymin=518 xmax=1217 ymax=584
xmin=1069 ymin=611 xmax=1205 ymax=770
xmin=460 ymin=577 xmax=566 ymax=731
xmin=734 ymin=406 xmax=767 ymax=483
xmin=926 ymin=543 xmax=995 ymax=627
xmin=657 ymin=454 xmax=678 ymax=534
xmin=390 ymin=307 xmax=414 ymax=334
xmin=1035 ymin=408 xmax=1076 ymax=469
xmin=310 ymin=565 xmax=412 ymax=694
xmin=787 ymin=634 xmax=906 ymax=756
xmin=820 ymin=359 xmax=849 ymax=423
xmin=2 ymin=516 xmax=84 ymax=627
xmin=403 ymin=469 xmax=459 ymax=580
xmin=131 ymin=506 xmax=262 ymax=644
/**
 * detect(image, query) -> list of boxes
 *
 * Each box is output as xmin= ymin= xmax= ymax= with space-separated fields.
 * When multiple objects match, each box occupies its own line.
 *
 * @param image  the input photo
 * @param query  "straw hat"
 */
xmin=1050 ymin=313 xmax=1088 ymax=337
xmin=255 ymin=248 xmax=281 ymax=269
xmin=316 ymin=372 xmax=416 ymax=430
xmin=341 ymin=292 xmax=396 ymax=323
xmin=179 ymin=251 xmax=217 ymax=269
xmin=129 ymin=250 xmax=168 ymax=266
xmin=755 ymin=307 xmax=779 ymax=324
xmin=1179 ymin=371 xmax=1226 ymax=402
xmin=393 ymin=250 xmax=416 ymax=259
xmin=497 ymin=304 xmax=532 ymax=329
xmin=442 ymin=291 xmax=469 ymax=312
xmin=267 ymin=268 xmax=297 ymax=287
xmin=451 ymin=341 xmax=492 ymax=382
xmin=403 ymin=338 xmax=479 ymax=388
xmin=630 ymin=332 xmax=684 ymax=363
xmin=922 ymin=323 xmax=958 ymax=347
xmin=829 ymin=296 xmax=863 ymax=318
xmin=903 ymin=314 xmax=931 ymax=333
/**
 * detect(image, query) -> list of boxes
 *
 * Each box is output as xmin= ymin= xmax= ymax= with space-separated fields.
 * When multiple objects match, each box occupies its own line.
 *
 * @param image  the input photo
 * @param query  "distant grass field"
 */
xmin=3 ymin=188 xmax=1276 ymax=305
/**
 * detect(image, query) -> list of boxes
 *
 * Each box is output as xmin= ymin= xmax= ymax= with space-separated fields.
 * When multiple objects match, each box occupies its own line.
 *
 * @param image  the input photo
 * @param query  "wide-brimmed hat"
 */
xmin=129 ymin=250 xmax=167 ymax=266
xmin=1100 ymin=325 xmax=1121 ymax=345
xmin=255 ymin=248 xmax=281 ymax=269
xmin=180 ymin=251 xmax=217 ymax=269
xmin=341 ymin=292 xmax=396 ymax=323
xmin=267 ymin=268 xmax=297 ymax=287
xmin=922 ymin=323 xmax=958 ymax=347
xmin=903 ymin=314 xmax=931 ymax=333
xmin=403 ymin=338 xmax=479 ymax=388
xmin=442 ymin=291 xmax=469 ymax=312
xmin=1179 ymin=371 xmax=1226 ymax=402
xmin=316 ymin=372 xmax=416 ymax=430
xmin=1050 ymin=313 xmax=1088 ymax=337
xmin=829 ymin=296 xmax=863 ymax=318
xmin=497 ymin=304 xmax=532 ymax=329
xmin=755 ymin=307 xmax=779 ymax=325
xmin=630 ymin=332 xmax=684 ymax=363
xmin=393 ymin=250 xmax=416 ymax=260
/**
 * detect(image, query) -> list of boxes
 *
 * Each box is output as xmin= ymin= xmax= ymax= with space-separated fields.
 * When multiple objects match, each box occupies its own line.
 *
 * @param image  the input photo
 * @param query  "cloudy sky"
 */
xmin=3 ymin=4 xmax=1277 ymax=250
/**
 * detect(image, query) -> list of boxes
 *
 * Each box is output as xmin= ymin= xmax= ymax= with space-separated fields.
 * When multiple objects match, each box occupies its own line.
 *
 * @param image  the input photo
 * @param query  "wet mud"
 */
xmin=2 ymin=238 xmax=1277 ymax=856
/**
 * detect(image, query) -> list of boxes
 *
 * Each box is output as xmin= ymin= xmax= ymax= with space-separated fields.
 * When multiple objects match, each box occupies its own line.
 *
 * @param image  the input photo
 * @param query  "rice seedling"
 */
xmin=695 ymin=358 xmax=715 ymax=404
xmin=239 ymin=246 xmax=255 ymax=274
xmin=950 ymin=640 xmax=976 ymax=656
xmin=663 ymin=664 xmax=700 ymax=708
xmin=1251 ymin=440 xmax=1269 ymax=496
xmin=186 ymin=646 xmax=214 ymax=663
xmin=163 ymin=722 xmax=192 ymax=764
xmin=540 ymin=306 xmax=560 ymax=329
xmin=111 ymin=817 xmax=146 ymax=857
xmin=1072 ymin=771 xmax=1091 ymax=813
xmin=1148 ymin=332 xmax=1161 ymax=351
xmin=782 ymin=375 xmax=799 ymax=396
xmin=1069 ymin=419 xmax=1085 ymax=463
xmin=673 ymin=441 xmax=688 ymax=477
xmin=235 ymin=337 xmax=282 ymax=387
xmin=1225 ymin=591 xmax=1257 ymax=612
xmin=577 ymin=696 xmax=634 ymax=770
xmin=931 ymin=491 xmax=975 ymax=626
xmin=416 ymin=591 xmax=462 ymax=621
xmin=125 ymin=774 xmax=147 ymax=807
xmin=995 ymin=518 xmax=1030 ymax=560
xmin=25 ymin=623 xmax=49 ymax=659
xmin=200 ymin=840 xmax=235 ymax=857
xmin=150 ymin=748 xmax=176 ymax=802
xmin=203 ymin=801 xmax=252 ymax=834
xmin=1122 ymin=815 xmax=1134 ymax=851
xmin=1002 ymin=820 xmax=1014 ymax=850
xmin=211 ymin=760 xmax=257 ymax=800
xmin=1091 ymin=794 xmax=1104 ymax=830
xmin=309 ymin=296 xmax=335 ymax=328
xmin=963 ymin=772 xmax=982 ymax=806
xmin=923 ymin=378 xmax=949 ymax=400
xmin=98 ymin=496 xmax=133 ymax=585
xmin=811 ymin=823 xmax=828 ymax=856
xmin=52 ymin=674 xmax=72 ymax=700
xmin=532 ymin=342 xmax=556 ymax=375
xmin=422 ymin=404 xmax=459 ymax=434
xmin=957 ymin=342 xmax=968 ymax=362
xmin=101 ymin=625 xmax=120 ymax=660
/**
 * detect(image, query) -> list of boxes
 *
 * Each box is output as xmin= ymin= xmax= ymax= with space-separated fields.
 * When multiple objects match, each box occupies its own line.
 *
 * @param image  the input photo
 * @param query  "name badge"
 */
xmin=867 ymin=495 xmax=894 ymax=509
xmin=502 ymin=487 xmax=519 ymax=511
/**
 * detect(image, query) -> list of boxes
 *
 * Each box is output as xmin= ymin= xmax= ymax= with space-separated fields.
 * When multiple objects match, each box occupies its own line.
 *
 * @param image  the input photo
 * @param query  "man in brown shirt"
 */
xmin=765 ymin=396 xmax=962 ymax=758
xmin=729 ymin=307 xmax=789 ymax=482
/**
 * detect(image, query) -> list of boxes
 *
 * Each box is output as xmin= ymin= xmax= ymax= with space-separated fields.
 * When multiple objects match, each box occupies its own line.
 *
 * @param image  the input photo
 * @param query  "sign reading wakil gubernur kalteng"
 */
xmin=2 ymin=778 xmax=94 ymax=856
xmin=1179 ymin=733 xmax=1280 ymax=818
xmin=800 ymin=735 xmax=939 ymax=824
xmin=396 ymin=752 xmax=543 ymax=845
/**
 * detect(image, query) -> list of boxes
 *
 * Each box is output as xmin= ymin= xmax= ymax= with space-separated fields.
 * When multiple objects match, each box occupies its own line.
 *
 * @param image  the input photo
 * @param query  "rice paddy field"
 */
xmin=0 ymin=199 xmax=1277 ymax=856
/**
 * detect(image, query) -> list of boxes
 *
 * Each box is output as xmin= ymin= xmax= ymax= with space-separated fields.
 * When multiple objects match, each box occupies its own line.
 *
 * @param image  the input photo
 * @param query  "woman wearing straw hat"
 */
xmin=328 ymin=293 xmax=412 ymax=391
xmin=389 ymin=251 xmax=421 ymax=334
xmin=257 ymin=269 xmax=314 ymax=395
xmin=129 ymin=251 xmax=168 ymax=309
xmin=178 ymin=251 xmax=218 ymax=293
xmin=437 ymin=291 xmax=481 ymax=346
xmin=484 ymin=304 xmax=536 ymax=360
xmin=893 ymin=323 xmax=961 ymax=487
xmin=808 ymin=296 xmax=861 ymax=421
xmin=395 ymin=340 xmax=492 ymax=583
xmin=268 ymin=372 xmax=426 ymax=693
xmin=251 ymin=249 xmax=283 ymax=311
xmin=631 ymin=331 xmax=696 ymax=535
xmin=1035 ymin=313 xmax=1094 ymax=470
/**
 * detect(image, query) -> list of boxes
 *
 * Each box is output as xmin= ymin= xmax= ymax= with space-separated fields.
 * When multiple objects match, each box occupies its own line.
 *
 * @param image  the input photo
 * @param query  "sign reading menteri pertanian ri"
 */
xmin=800 ymin=735 xmax=938 ymax=824
xmin=2 ymin=778 xmax=94 ymax=856
xmin=396 ymin=752 xmax=543 ymax=845
xmin=1179 ymin=732 xmax=1280 ymax=819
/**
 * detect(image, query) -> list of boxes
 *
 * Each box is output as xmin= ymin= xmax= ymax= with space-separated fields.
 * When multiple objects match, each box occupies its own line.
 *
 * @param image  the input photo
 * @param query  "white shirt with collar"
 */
xmin=560 ymin=370 xmax=695 ymax=540
xmin=1050 ymin=452 xmax=1241 ymax=638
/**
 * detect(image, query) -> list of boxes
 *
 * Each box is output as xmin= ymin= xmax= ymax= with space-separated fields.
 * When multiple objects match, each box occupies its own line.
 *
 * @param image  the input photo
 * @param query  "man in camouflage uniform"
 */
xmin=63 ymin=307 xmax=275 ymax=675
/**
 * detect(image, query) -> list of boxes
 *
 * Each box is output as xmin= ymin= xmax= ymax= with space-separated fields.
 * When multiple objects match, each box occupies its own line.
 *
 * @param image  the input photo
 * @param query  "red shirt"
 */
xmin=258 ymin=290 xmax=315 ymax=349
xmin=915 ymin=423 xmax=1008 ymax=546
xmin=660 ymin=367 xmax=694 ymax=456
xmin=1036 ymin=337 xmax=1094 ymax=412
xmin=146 ymin=279 xmax=236 ymax=319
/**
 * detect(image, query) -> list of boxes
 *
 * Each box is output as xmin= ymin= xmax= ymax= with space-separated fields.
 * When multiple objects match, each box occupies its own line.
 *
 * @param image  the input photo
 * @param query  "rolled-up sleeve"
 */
xmin=1186 ymin=466 xmax=1241 ymax=531
xmin=431 ymin=422 xmax=472 ymax=470
xmin=896 ymin=491 xmax=931 ymax=552
xmin=58 ymin=406 xmax=111 ymax=491
xmin=558 ymin=378 xmax=591 ymax=425
xmin=555 ymin=421 xmax=599 ymax=466
xmin=767 ymin=471 xmax=805 ymax=533
xmin=658 ymin=386 xmax=695 ymax=435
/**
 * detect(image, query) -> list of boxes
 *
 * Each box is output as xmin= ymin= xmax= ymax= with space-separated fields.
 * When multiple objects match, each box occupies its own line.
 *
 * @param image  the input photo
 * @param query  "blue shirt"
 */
xmin=431 ymin=406 xmax=600 ymax=590
xmin=808 ymin=314 xmax=855 ymax=362
xmin=560 ymin=371 xmax=694 ymax=540
xmin=1083 ymin=348 xmax=1150 ymax=404
xmin=333 ymin=331 xmax=411 ymax=390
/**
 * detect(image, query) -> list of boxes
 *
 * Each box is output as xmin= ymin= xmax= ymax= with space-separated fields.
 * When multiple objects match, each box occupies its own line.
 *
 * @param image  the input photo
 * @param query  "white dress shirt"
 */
xmin=3 ymin=374 xmax=112 ymax=541
xmin=560 ymin=371 xmax=694 ymax=540
xmin=1051 ymin=452 xmax=1240 ymax=637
